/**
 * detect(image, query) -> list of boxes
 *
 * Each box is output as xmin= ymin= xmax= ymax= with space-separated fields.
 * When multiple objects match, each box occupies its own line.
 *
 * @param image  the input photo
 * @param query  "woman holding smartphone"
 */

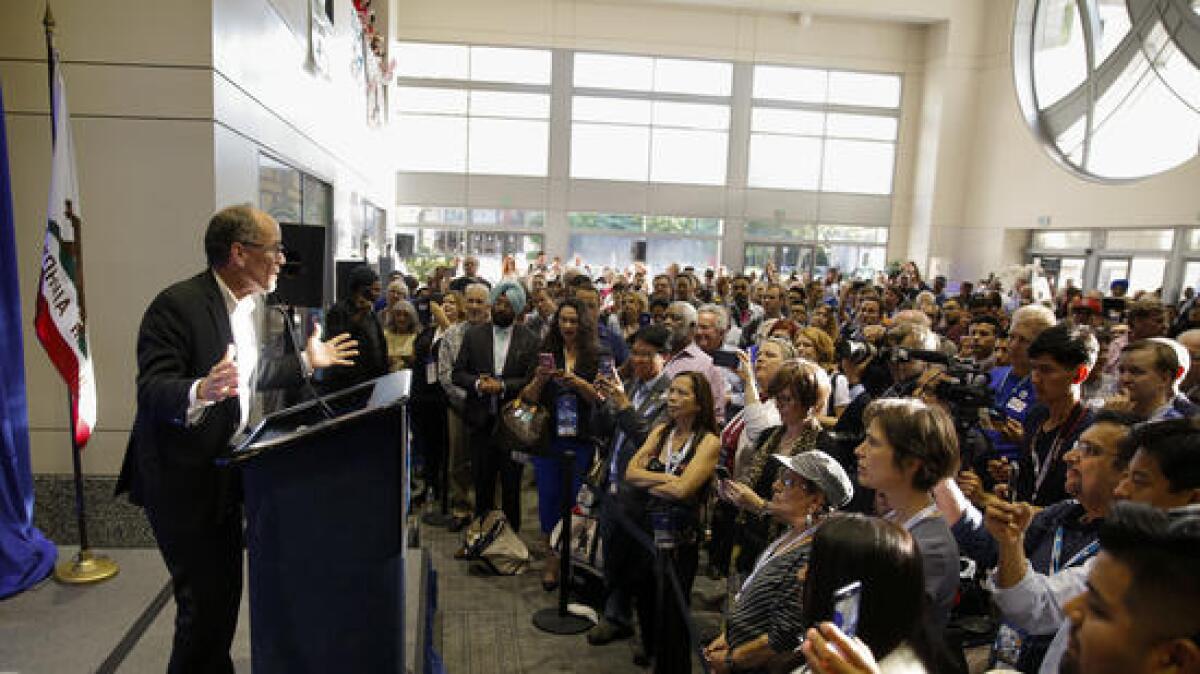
xmin=797 ymin=515 xmax=951 ymax=674
xmin=854 ymin=398 xmax=961 ymax=628
xmin=623 ymin=371 xmax=720 ymax=672
xmin=520 ymin=297 xmax=603 ymax=590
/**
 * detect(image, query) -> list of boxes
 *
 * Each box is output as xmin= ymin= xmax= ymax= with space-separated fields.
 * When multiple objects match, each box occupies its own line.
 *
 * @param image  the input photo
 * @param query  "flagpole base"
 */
xmin=54 ymin=549 xmax=119 ymax=585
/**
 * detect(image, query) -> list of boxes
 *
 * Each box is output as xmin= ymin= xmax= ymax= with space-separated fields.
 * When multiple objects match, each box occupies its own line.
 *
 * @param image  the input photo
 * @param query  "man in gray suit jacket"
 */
xmin=452 ymin=280 xmax=539 ymax=530
xmin=588 ymin=324 xmax=673 ymax=646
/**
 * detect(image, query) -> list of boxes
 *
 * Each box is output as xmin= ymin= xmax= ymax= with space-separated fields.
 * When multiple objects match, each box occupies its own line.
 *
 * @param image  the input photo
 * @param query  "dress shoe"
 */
xmin=541 ymin=551 xmax=560 ymax=591
xmin=586 ymin=619 xmax=633 ymax=645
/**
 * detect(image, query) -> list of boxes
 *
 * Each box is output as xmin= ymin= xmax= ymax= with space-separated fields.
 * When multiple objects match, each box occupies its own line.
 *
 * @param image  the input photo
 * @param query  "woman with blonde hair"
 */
xmin=609 ymin=289 xmax=648 ymax=346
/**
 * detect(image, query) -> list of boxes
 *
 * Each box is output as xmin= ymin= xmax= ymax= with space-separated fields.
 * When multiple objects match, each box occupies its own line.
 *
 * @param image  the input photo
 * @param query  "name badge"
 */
xmin=556 ymin=393 xmax=579 ymax=438
xmin=1006 ymin=396 xmax=1027 ymax=415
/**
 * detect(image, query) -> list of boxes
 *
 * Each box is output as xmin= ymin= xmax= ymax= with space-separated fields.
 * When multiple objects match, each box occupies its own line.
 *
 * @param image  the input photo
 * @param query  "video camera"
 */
xmin=890 ymin=348 xmax=995 ymax=427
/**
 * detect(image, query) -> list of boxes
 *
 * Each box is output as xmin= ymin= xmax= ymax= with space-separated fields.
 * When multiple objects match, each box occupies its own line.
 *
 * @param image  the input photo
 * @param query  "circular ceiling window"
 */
xmin=1013 ymin=0 xmax=1200 ymax=180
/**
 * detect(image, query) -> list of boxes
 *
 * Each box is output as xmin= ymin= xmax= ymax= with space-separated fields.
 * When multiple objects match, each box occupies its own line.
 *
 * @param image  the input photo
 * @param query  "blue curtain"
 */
xmin=0 ymin=81 xmax=57 ymax=599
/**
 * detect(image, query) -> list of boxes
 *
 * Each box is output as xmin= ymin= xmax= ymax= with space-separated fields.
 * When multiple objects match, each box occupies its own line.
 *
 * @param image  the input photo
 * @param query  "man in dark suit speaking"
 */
xmin=117 ymin=205 xmax=357 ymax=673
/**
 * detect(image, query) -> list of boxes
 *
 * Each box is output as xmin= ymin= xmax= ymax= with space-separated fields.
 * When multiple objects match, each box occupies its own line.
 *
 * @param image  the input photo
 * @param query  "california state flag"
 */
xmin=34 ymin=52 xmax=96 ymax=449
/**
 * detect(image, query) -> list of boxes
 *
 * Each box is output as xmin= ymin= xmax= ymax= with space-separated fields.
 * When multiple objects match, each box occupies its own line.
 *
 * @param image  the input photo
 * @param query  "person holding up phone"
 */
xmin=797 ymin=515 xmax=954 ymax=674
xmin=519 ymin=297 xmax=604 ymax=591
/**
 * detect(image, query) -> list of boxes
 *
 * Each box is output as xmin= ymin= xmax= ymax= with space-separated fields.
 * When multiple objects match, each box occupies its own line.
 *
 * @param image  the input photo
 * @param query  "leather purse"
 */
xmin=498 ymin=397 xmax=549 ymax=449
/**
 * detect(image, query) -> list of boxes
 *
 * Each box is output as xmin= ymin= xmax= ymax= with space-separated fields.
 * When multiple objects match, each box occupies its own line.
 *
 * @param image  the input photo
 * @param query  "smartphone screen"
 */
xmin=832 ymin=581 xmax=862 ymax=638
xmin=539 ymin=353 xmax=556 ymax=370
xmin=710 ymin=349 xmax=740 ymax=370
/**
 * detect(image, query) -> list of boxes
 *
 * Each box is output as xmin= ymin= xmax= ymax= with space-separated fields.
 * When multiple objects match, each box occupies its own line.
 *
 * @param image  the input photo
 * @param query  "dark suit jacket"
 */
xmin=451 ymin=322 xmax=538 ymax=431
xmin=116 ymin=271 xmax=303 ymax=531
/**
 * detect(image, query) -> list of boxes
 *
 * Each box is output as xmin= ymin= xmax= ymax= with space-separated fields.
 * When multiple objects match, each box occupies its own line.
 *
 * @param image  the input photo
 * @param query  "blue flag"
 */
xmin=0 ymin=80 xmax=57 ymax=598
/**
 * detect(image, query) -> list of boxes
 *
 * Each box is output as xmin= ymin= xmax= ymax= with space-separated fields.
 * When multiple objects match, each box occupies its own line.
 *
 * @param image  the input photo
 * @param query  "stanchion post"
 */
xmin=532 ymin=447 xmax=591 ymax=635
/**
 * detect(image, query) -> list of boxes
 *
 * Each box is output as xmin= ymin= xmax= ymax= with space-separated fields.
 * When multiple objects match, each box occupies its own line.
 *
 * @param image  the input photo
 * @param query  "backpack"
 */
xmin=462 ymin=510 xmax=530 ymax=575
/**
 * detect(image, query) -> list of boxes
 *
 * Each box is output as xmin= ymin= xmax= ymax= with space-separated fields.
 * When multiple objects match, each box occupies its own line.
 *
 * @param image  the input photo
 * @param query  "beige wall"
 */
xmin=2 ymin=0 xmax=393 ymax=475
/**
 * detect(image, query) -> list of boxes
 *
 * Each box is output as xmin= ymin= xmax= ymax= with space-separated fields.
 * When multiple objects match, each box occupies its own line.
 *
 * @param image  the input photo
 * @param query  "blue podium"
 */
xmin=227 ymin=371 xmax=411 ymax=673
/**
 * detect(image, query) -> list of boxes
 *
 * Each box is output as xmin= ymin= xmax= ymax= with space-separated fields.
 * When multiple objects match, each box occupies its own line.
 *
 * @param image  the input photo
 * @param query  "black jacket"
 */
xmin=321 ymin=296 xmax=388 ymax=392
xmin=451 ymin=322 xmax=539 ymax=431
xmin=117 ymin=271 xmax=303 ymax=530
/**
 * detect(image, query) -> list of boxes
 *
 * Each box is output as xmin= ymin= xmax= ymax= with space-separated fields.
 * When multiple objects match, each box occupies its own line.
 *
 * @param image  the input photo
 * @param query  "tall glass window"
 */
xmin=748 ymin=65 xmax=900 ymax=194
xmin=393 ymin=43 xmax=552 ymax=176
xmin=570 ymin=53 xmax=733 ymax=185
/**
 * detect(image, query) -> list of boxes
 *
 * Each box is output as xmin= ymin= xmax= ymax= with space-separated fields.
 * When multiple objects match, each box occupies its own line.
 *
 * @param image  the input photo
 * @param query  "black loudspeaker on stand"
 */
xmin=532 ymin=449 xmax=593 ymax=635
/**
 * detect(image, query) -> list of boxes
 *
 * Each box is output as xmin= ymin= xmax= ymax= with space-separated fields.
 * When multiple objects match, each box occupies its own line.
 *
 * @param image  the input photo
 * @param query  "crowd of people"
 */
xmin=321 ymin=252 xmax=1200 ymax=674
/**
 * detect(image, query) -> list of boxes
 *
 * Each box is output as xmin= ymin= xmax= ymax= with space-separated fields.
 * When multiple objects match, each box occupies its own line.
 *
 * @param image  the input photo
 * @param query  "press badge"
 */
xmin=1006 ymin=396 xmax=1027 ymax=415
xmin=556 ymin=393 xmax=579 ymax=437
xmin=990 ymin=622 xmax=1026 ymax=668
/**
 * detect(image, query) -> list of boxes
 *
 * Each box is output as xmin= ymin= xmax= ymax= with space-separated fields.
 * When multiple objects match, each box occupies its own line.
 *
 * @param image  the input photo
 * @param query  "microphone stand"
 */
xmin=275 ymin=305 xmax=335 ymax=420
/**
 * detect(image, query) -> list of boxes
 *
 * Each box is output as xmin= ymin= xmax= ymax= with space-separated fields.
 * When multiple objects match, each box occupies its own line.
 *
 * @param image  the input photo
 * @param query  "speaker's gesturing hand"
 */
xmin=199 ymin=344 xmax=240 ymax=403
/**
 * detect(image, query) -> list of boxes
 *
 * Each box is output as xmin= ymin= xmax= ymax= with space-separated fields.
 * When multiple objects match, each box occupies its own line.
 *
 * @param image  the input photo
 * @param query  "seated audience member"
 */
xmin=703 ymin=451 xmax=854 ymax=674
xmin=797 ymin=515 xmax=956 ymax=674
xmin=935 ymin=410 xmax=1135 ymax=672
xmin=622 ymin=372 xmax=721 ymax=670
xmin=855 ymin=398 xmax=961 ymax=627
xmin=982 ymin=417 xmax=1200 ymax=674
xmin=1110 ymin=338 xmax=1199 ymax=420
xmin=720 ymin=359 xmax=832 ymax=576
xmin=1059 ymin=502 xmax=1200 ymax=674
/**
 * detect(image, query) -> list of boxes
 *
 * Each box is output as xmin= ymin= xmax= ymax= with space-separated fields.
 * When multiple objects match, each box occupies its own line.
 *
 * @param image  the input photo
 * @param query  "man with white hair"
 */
xmin=696 ymin=303 xmax=744 ymax=416
xmin=987 ymin=304 xmax=1057 ymax=460
xmin=438 ymin=283 xmax=492 ymax=529
xmin=1175 ymin=329 xmax=1200 ymax=405
xmin=448 ymin=255 xmax=490 ymax=293
xmin=662 ymin=301 xmax=727 ymax=423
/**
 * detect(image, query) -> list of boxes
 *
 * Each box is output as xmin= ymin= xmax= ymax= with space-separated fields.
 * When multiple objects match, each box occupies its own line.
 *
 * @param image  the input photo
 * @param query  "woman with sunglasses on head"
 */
xmin=719 ymin=359 xmax=832 ymax=577
xmin=704 ymin=451 xmax=854 ymax=674
xmin=623 ymin=371 xmax=720 ymax=672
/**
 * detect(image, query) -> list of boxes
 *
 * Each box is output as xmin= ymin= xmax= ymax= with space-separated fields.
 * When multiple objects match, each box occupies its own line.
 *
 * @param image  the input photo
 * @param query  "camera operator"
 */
xmin=879 ymin=321 xmax=940 ymax=398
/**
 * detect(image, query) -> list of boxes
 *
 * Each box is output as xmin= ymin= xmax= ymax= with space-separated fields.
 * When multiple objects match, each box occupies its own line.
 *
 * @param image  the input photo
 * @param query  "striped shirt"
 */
xmin=725 ymin=542 xmax=810 ymax=663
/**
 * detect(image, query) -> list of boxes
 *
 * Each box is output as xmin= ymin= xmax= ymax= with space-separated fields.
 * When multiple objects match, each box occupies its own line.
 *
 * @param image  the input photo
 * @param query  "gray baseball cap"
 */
xmin=772 ymin=450 xmax=853 ymax=509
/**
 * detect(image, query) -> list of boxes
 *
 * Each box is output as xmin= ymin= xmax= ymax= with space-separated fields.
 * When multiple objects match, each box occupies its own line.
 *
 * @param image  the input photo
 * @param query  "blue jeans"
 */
xmin=532 ymin=437 xmax=593 ymax=535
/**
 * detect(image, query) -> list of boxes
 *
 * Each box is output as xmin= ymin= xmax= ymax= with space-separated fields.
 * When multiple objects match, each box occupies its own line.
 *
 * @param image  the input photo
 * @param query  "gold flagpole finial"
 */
xmin=43 ymin=4 xmax=55 ymax=33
